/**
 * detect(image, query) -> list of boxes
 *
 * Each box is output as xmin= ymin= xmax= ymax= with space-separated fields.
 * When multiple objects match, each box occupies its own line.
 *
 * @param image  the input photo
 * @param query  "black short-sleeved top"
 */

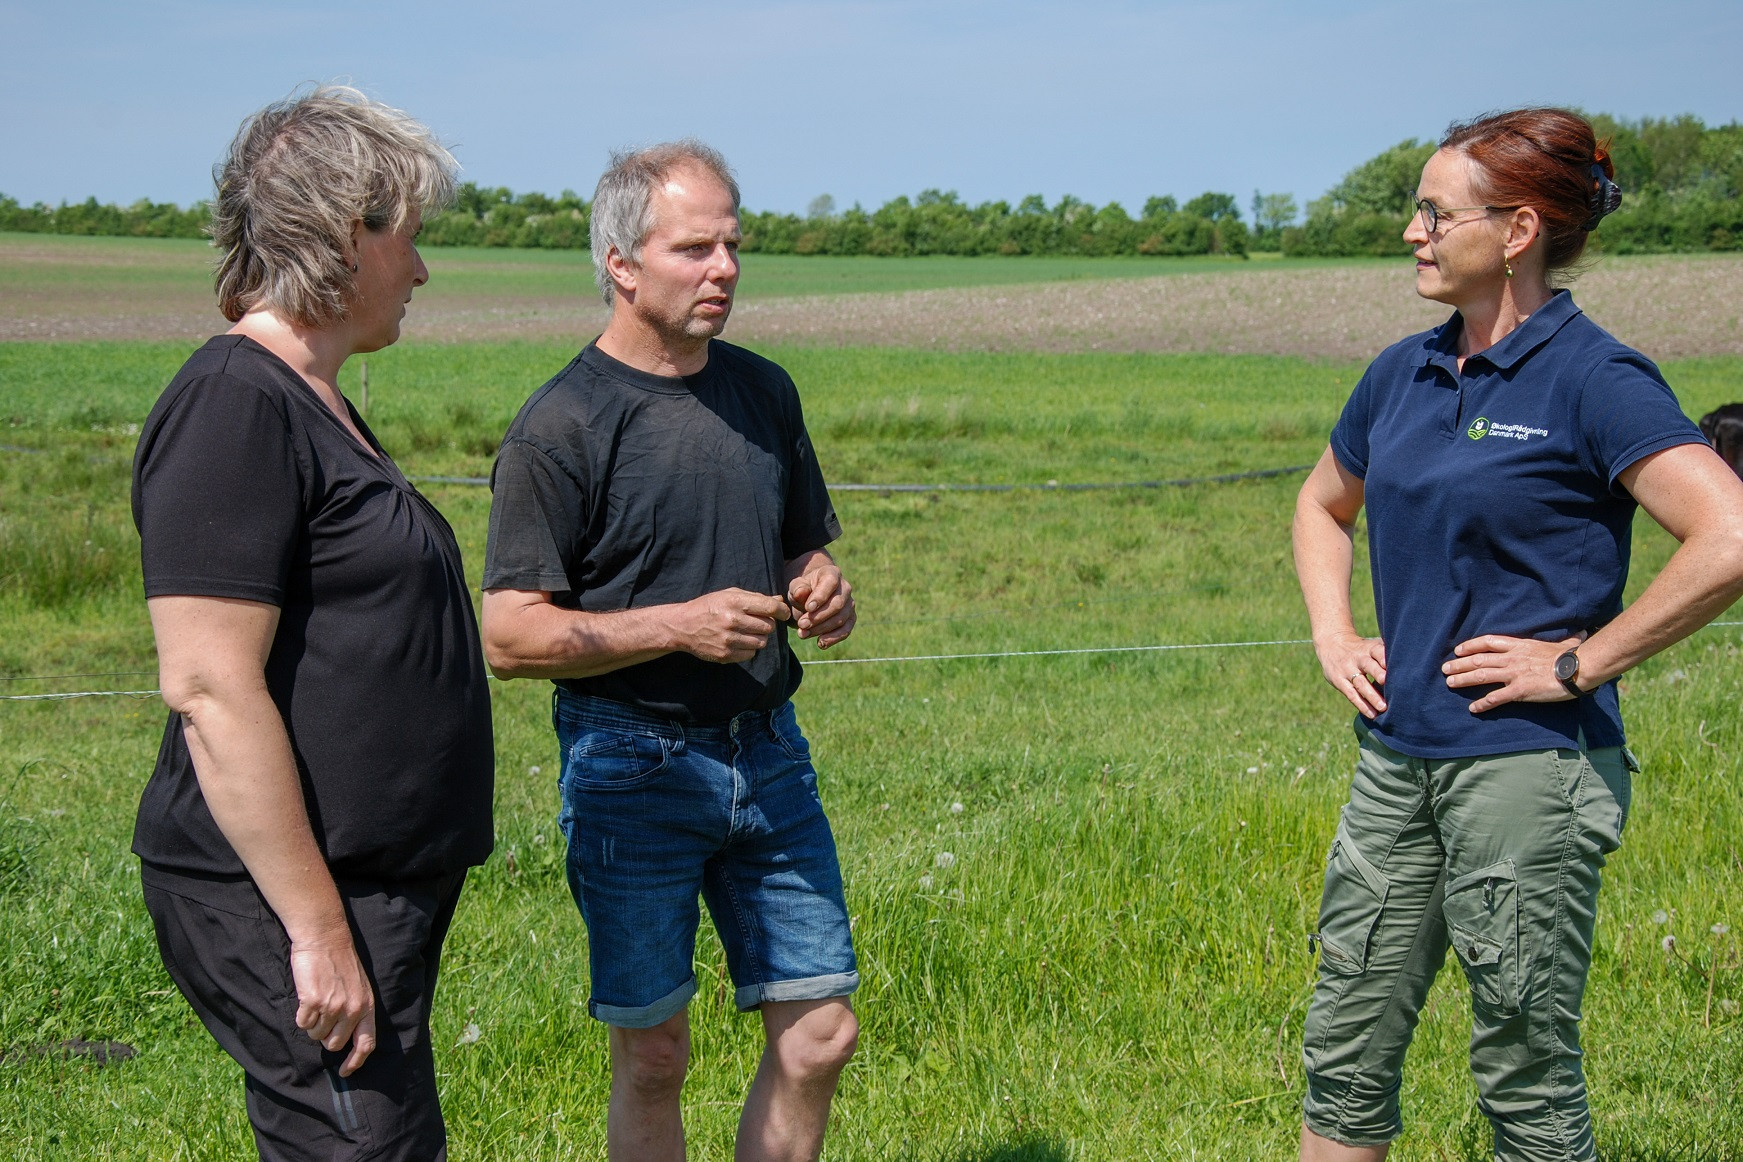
xmin=1330 ymin=291 xmax=1707 ymax=759
xmin=131 ymin=335 xmax=495 ymax=881
xmin=482 ymin=340 xmax=841 ymax=723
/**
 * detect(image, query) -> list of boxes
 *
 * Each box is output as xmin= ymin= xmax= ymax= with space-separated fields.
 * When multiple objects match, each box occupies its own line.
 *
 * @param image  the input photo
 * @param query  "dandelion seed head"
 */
xmin=1662 ymin=934 xmax=1677 ymax=952
xmin=950 ymin=802 xmax=964 ymax=815
xmin=935 ymin=851 xmax=956 ymax=869
xmin=1713 ymin=923 xmax=1731 ymax=936
xmin=1652 ymin=910 xmax=1669 ymax=925
xmin=918 ymin=874 xmax=934 ymax=890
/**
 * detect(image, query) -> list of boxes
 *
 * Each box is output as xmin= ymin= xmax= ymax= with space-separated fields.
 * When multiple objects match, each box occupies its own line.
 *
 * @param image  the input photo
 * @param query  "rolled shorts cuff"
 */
xmin=591 ymin=975 xmax=697 ymax=1028
xmin=735 ymin=970 xmax=859 ymax=1012
xmin=1302 ymin=1106 xmax=1399 ymax=1150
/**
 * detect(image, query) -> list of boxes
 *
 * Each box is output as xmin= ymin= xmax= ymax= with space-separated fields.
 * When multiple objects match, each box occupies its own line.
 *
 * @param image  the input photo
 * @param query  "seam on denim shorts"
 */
xmin=712 ymin=854 xmax=767 ymax=992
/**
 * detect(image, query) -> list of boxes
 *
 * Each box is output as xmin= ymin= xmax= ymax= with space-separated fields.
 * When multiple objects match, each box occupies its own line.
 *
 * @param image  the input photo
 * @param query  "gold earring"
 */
xmin=1504 ymin=260 xmax=1514 ymax=278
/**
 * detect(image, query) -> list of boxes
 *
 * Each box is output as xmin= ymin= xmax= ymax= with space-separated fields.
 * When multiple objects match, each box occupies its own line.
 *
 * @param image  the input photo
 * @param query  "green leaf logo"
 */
xmin=1467 ymin=416 xmax=1490 ymax=440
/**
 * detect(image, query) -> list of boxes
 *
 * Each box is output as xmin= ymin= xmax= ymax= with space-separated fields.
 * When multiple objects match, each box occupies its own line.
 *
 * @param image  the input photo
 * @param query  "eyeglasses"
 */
xmin=1411 ymin=198 xmax=1521 ymax=233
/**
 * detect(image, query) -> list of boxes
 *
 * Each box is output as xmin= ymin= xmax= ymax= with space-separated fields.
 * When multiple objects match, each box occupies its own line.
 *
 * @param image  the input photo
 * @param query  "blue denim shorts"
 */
xmin=553 ymin=690 xmax=858 ymax=1028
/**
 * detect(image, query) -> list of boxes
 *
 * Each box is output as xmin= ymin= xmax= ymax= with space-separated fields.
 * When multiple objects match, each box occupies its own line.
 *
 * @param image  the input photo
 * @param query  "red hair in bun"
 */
xmin=1441 ymin=108 xmax=1618 ymax=272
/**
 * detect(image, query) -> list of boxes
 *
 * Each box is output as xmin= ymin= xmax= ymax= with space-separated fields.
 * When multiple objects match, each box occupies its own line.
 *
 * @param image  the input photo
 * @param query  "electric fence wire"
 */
xmin=405 ymin=464 xmax=1314 ymax=492
xmin=7 ymin=623 xmax=1742 ymax=702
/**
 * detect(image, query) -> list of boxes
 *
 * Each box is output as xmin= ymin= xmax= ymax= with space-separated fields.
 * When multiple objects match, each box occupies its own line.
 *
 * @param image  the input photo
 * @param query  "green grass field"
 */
xmin=0 ymin=231 xmax=1383 ymax=307
xmin=2 ymin=332 xmax=1741 ymax=1158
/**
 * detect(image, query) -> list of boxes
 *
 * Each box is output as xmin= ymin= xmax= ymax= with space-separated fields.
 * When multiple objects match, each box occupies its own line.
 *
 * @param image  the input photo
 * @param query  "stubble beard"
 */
xmin=675 ymin=301 xmax=731 ymax=344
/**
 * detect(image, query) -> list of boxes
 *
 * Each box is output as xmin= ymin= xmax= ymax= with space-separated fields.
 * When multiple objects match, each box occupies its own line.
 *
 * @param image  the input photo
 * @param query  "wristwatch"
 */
xmin=1553 ymin=649 xmax=1585 ymax=698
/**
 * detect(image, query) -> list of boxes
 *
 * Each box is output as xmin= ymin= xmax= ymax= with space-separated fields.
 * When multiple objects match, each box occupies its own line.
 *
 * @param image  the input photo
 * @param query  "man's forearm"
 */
xmin=483 ymin=598 xmax=681 ymax=680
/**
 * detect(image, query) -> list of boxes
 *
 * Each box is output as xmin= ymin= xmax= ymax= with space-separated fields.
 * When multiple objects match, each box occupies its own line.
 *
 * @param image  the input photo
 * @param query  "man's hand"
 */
xmin=289 ymin=935 xmax=377 ymax=1077
xmin=1443 ymin=634 xmax=1584 ymax=713
xmin=1313 ymin=630 xmax=1388 ymax=718
xmin=674 ymin=588 xmax=791 ymax=663
xmin=787 ymin=562 xmax=856 ymax=649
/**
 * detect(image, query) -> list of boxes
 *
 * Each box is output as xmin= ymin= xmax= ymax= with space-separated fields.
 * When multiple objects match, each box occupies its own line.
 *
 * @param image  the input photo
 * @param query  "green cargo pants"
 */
xmin=1302 ymin=721 xmax=1633 ymax=1160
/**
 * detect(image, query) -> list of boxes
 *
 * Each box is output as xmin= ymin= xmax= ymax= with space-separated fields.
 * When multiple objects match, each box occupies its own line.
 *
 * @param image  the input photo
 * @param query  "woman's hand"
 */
xmin=1314 ymin=630 xmax=1388 ymax=718
xmin=290 ymin=937 xmax=378 ymax=1077
xmin=1443 ymin=633 xmax=1583 ymax=713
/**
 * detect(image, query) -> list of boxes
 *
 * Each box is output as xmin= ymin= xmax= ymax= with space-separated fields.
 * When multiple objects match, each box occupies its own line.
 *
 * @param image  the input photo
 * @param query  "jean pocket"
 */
xmin=771 ymin=706 xmax=813 ymax=763
xmin=564 ymin=730 xmax=672 ymax=790
xmin=1444 ymin=859 xmax=1520 ymax=1016
xmin=1313 ymin=823 xmax=1390 ymax=976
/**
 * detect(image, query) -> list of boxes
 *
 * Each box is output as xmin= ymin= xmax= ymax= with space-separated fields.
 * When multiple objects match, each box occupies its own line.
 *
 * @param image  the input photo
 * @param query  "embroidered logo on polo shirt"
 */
xmin=1467 ymin=416 xmax=1548 ymax=442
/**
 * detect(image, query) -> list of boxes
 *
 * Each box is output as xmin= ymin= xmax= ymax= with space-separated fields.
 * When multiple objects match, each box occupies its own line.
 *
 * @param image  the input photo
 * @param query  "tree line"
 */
xmin=1283 ymin=114 xmax=1743 ymax=257
xmin=5 ymin=112 xmax=1739 ymax=258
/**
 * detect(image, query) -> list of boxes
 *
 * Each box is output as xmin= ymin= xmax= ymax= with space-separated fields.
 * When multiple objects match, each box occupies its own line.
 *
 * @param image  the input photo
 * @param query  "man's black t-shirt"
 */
xmin=131 ymin=335 xmax=495 ymax=881
xmin=482 ymin=340 xmax=840 ymax=723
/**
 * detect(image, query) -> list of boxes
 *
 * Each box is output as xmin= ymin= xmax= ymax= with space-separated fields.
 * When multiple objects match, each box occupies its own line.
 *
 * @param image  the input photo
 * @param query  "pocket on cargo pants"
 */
xmin=1442 ymin=859 xmax=1521 ymax=1017
xmin=1314 ymin=820 xmax=1391 ymax=975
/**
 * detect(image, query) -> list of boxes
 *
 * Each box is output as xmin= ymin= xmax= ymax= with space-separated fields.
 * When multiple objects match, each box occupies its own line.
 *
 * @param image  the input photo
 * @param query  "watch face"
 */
xmin=1554 ymin=651 xmax=1580 ymax=681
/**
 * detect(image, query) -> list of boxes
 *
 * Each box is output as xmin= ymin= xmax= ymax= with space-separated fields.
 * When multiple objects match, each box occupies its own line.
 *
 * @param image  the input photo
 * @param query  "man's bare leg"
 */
xmin=1301 ymin=1123 xmax=1389 ymax=1162
xmin=609 ymin=1012 xmax=690 ymax=1162
xmin=735 ymin=998 xmax=858 ymax=1162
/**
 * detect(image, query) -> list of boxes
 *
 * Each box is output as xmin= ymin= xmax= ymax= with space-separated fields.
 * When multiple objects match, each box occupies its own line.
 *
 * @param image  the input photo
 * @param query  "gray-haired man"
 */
xmin=480 ymin=142 xmax=859 ymax=1161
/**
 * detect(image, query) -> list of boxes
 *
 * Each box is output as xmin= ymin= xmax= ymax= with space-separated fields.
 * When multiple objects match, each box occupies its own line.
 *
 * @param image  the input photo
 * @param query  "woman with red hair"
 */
xmin=1292 ymin=108 xmax=1743 ymax=1160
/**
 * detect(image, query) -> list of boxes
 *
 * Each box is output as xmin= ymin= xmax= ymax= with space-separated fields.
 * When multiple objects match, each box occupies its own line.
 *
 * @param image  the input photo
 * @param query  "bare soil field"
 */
xmin=4 ymin=233 xmax=1740 ymax=360
xmin=730 ymin=256 xmax=1743 ymax=362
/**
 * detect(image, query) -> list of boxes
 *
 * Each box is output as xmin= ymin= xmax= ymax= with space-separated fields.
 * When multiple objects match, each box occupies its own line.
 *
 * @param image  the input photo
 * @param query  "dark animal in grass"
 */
xmin=1700 ymin=404 xmax=1743 ymax=481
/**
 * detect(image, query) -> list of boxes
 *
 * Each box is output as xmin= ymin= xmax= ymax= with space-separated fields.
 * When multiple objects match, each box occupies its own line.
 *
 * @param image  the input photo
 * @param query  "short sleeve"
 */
xmin=482 ymin=438 xmax=589 ymax=592
xmin=1576 ymin=352 xmax=1708 ymax=492
xmin=779 ymin=386 xmax=841 ymax=559
xmin=133 ymin=377 xmax=303 ymax=604
xmin=1328 ymin=365 xmax=1377 ymax=479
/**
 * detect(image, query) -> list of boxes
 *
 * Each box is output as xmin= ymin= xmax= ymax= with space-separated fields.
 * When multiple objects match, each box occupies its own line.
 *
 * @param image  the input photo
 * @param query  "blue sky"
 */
xmin=3 ymin=0 xmax=1738 ymax=218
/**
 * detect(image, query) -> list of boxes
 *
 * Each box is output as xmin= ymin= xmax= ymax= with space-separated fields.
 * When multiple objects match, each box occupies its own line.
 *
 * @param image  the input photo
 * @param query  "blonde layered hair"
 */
xmin=211 ymin=85 xmax=458 ymax=327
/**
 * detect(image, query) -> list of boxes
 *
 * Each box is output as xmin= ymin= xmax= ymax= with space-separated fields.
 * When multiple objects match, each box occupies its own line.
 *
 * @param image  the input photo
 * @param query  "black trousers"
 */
xmin=142 ymin=863 xmax=466 ymax=1162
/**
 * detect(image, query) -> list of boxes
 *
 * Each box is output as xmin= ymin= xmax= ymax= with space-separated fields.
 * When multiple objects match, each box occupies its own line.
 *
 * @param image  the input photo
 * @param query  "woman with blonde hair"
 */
xmin=132 ymin=86 xmax=493 ymax=1160
xmin=1293 ymin=107 xmax=1743 ymax=1160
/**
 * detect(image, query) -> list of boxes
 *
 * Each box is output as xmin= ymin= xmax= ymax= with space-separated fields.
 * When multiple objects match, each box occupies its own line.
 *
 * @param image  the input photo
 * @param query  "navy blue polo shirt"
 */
xmin=1330 ymin=290 xmax=1705 ymax=759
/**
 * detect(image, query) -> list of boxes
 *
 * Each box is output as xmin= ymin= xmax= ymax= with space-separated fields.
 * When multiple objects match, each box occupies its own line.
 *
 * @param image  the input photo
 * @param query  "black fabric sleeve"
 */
xmin=482 ymin=437 xmax=590 ymax=592
xmin=134 ymin=376 xmax=304 ymax=604
xmin=779 ymin=383 xmax=842 ymax=560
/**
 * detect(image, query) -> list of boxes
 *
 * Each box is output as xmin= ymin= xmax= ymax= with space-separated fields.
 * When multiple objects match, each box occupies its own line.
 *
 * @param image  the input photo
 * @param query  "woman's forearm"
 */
xmin=177 ymin=685 xmax=352 ymax=946
xmin=147 ymin=595 xmax=350 ymax=947
xmin=149 ymin=594 xmax=378 ymax=1073
xmin=1578 ymin=442 xmax=1743 ymax=687
xmin=1295 ymin=506 xmax=1359 ymax=641
xmin=1576 ymin=527 xmax=1743 ymax=688
xmin=1293 ymin=453 xmax=1364 ymax=642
